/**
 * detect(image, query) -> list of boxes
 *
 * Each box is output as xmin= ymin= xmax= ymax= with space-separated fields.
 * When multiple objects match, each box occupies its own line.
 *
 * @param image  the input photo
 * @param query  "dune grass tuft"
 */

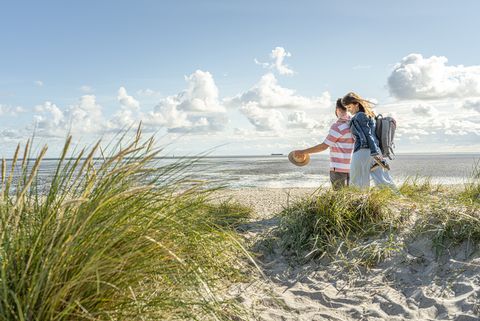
xmin=203 ymin=200 xmax=252 ymax=229
xmin=399 ymin=175 xmax=442 ymax=199
xmin=350 ymin=233 xmax=403 ymax=268
xmin=459 ymin=160 xmax=480 ymax=205
xmin=277 ymin=188 xmax=398 ymax=261
xmin=0 ymin=127 xmax=252 ymax=321
xmin=417 ymin=202 xmax=480 ymax=256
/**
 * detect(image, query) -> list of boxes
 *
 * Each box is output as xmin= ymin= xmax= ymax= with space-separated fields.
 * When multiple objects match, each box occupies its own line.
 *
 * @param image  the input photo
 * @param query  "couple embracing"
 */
xmin=291 ymin=92 xmax=396 ymax=191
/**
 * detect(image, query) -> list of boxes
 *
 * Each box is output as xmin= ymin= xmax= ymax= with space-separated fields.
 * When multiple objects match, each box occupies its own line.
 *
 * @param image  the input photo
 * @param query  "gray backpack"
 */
xmin=375 ymin=114 xmax=396 ymax=160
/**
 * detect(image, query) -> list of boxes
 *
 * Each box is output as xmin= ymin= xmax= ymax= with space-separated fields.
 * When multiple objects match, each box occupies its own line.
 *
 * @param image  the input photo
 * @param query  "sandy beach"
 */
xmin=215 ymin=188 xmax=480 ymax=321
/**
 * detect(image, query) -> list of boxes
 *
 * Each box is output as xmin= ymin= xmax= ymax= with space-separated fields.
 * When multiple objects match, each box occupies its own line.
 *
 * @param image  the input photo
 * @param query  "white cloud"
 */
xmin=118 ymin=86 xmax=140 ymax=110
xmin=33 ymin=102 xmax=66 ymax=137
xmin=404 ymin=128 xmax=430 ymax=135
xmin=255 ymin=47 xmax=294 ymax=75
xmin=136 ymin=88 xmax=160 ymax=97
xmin=34 ymin=80 xmax=43 ymax=87
xmin=33 ymin=95 xmax=105 ymax=137
xmin=225 ymin=73 xmax=331 ymax=133
xmin=388 ymin=53 xmax=480 ymax=99
xmin=381 ymin=99 xmax=480 ymax=152
xmin=107 ymin=87 xmax=142 ymax=129
xmin=411 ymin=104 xmax=437 ymax=116
xmin=239 ymin=102 xmax=284 ymax=132
xmin=226 ymin=73 xmax=331 ymax=110
xmin=176 ymin=70 xmax=225 ymax=113
xmin=149 ymin=96 xmax=190 ymax=128
xmin=287 ymin=111 xmax=320 ymax=129
xmin=270 ymin=47 xmax=294 ymax=75
xmin=147 ymin=70 xmax=227 ymax=133
xmin=69 ymin=95 xmax=104 ymax=133
xmin=80 ymin=85 xmax=94 ymax=93
xmin=463 ymin=99 xmax=480 ymax=113
xmin=0 ymin=104 xmax=25 ymax=116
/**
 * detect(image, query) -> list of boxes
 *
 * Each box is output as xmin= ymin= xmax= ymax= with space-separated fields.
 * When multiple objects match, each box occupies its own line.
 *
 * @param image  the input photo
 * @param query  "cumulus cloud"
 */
xmin=118 ymin=87 xmax=140 ymax=110
xmin=384 ymin=99 xmax=480 ymax=153
xmin=148 ymin=70 xmax=227 ymax=133
xmin=33 ymin=102 xmax=64 ymax=137
xmin=463 ymin=99 xmax=480 ymax=113
xmin=34 ymin=80 xmax=43 ymax=87
xmin=1 ymin=129 xmax=24 ymax=139
xmin=106 ymin=87 xmax=142 ymax=129
xmin=255 ymin=47 xmax=294 ymax=75
xmin=226 ymin=73 xmax=331 ymax=110
xmin=225 ymin=73 xmax=331 ymax=132
xmin=69 ymin=95 xmax=104 ymax=133
xmin=388 ymin=53 xmax=480 ymax=99
xmin=411 ymin=104 xmax=437 ymax=116
xmin=286 ymin=111 xmax=320 ymax=129
xmin=240 ymin=102 xmax=284 ymax=132
xmin=176 ymin=70 xmax=225 ymax=113
xmin=0 ymin=104 xmax=25 ymax=116
xmin=33 ymin=95 xmax=105 ymax=137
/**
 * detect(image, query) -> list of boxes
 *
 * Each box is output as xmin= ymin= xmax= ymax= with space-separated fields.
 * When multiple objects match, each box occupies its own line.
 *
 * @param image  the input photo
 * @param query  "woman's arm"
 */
xmin=356 ymin=113 xmax=380 ymax=156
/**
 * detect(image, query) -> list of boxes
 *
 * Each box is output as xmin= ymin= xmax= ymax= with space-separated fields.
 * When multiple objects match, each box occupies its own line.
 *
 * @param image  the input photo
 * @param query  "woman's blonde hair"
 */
xmin=341 ymin=92 xmax=376 ymax=118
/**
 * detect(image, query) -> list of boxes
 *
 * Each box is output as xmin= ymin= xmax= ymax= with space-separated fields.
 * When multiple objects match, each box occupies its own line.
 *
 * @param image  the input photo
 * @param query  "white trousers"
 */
xmin=350 ymin=149 xmax=397 ymax=190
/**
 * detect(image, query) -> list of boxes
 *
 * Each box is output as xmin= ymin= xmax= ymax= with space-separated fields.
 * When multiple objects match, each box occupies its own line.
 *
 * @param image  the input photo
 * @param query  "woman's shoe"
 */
xmin=373 ymin=155 xmax=390 ymax=171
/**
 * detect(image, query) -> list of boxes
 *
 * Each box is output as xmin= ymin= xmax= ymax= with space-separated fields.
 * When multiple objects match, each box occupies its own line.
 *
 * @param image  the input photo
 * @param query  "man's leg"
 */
xmin=330 ymin=171 xmax=348 ymax=190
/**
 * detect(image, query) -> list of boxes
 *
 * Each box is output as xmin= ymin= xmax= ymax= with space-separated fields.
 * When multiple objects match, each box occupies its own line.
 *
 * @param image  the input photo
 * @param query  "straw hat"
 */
xmin=288 ymin=151 xmax=310 ymax=167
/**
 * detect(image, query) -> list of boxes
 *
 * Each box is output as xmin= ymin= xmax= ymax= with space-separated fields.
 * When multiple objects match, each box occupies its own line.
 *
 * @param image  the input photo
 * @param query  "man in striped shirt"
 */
xmin=294 ymin=99 xmax=354 ymax=189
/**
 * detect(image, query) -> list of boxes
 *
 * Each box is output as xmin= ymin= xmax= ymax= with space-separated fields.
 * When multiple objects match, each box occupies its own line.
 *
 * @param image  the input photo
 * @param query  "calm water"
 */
xmin=180 ymin=154 xmax=480 ymax=188
xmin=6 ymin=154 xmax=480 ymax=190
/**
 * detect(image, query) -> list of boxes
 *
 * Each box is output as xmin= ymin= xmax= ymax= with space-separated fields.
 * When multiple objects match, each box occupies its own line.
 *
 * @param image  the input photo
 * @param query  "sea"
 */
xmin=7 ymin=153 xmax=480 ymax=190
xmin=180 ymin=153 xmax=480 ymax=188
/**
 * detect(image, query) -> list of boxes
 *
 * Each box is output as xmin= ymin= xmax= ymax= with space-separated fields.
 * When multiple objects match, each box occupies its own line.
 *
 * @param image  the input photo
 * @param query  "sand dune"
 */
xmin=218 ymin=188 xmax=480 ymax=321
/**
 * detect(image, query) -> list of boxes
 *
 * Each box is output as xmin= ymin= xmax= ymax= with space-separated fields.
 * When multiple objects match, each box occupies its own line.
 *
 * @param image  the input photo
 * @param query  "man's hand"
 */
xmin=293 ymin=150 xmax=307 ymax=161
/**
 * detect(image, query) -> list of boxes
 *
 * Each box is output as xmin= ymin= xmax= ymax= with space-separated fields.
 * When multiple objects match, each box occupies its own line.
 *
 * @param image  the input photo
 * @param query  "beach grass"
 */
xmin=272 ymin=171 xmax=480 ymax=266
xmin=459 ymin=160 xmax=480 ymax=205
xmin=350 ymin=233 xmax=403 ymax=268
xmin=420 ymin=204 xmax=480 ymax=256
xmin=276 ymin=188 xmax=398 ymax=261
xmin=0 ymin=127 xmax=252 ymax=321
xmin=399 ymin=175 xmax=442 ymax=199
xmin=204 ymin=200 xmax=253 ymax=229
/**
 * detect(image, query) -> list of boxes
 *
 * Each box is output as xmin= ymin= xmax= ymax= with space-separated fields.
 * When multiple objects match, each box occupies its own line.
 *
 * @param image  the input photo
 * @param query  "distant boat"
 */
xmin=271 ymin=153 xmax=284 ymax=156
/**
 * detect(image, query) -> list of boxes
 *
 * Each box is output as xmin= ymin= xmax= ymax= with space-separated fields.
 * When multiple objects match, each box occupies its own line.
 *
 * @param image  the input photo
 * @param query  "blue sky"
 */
xmin=1 ymin=0 xmax=480 ymax=156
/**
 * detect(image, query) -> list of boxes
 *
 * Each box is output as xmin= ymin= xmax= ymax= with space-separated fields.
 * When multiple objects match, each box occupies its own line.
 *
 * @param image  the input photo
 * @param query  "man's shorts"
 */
xmin=329 ymin=171 xmax=349 ymax=190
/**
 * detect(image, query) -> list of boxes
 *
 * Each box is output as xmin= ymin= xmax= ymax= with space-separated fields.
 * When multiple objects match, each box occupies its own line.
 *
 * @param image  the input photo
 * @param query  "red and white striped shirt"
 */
xmin=323 ymin=116 xmax=354 ymax=173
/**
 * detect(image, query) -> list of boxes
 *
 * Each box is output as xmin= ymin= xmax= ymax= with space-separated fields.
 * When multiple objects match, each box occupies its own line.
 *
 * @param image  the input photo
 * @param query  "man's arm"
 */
xmin=300 ymin=143 xmax=329 ymax=154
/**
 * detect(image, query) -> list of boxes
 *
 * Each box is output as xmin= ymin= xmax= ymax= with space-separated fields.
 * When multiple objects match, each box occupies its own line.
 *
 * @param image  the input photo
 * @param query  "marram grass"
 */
xmin=0 ymin=127 xmax=252 ymax=321
xmin=399 ymin=175 xmax=442 ymax=199
xmin=277 ymin=187 xmax=398 ymax=261
xmin=460 ymin=159 xmax=480 ymax=205
xmin=273 ymin=169 xmax=480 ymax=266
xmin=416 ymin=200 xmax=480 ymax=256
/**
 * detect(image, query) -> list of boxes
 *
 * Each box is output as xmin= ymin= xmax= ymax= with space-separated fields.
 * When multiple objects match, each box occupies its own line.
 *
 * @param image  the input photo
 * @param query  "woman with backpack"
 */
xmin=341 ymin=92 xmax=397 ymax=190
